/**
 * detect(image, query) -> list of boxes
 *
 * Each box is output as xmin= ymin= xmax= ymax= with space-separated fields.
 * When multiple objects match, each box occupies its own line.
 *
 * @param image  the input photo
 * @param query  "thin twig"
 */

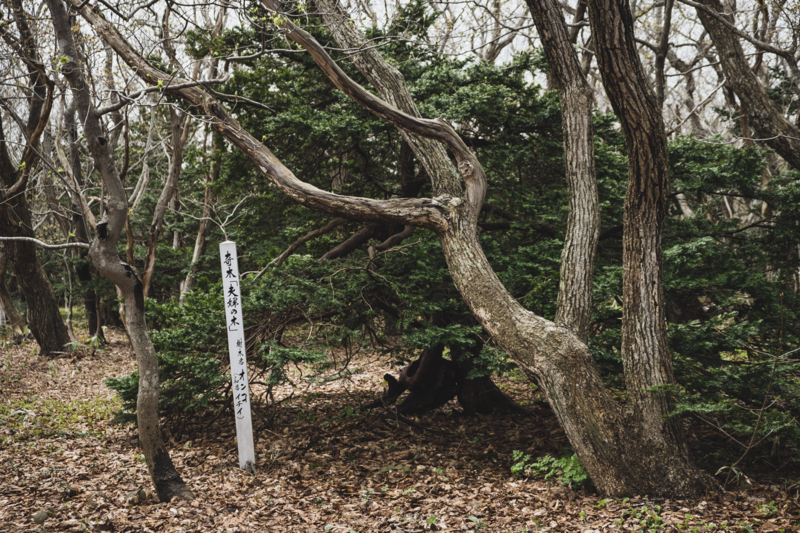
xmin=0 ymin=236 xmax=90 ymax=250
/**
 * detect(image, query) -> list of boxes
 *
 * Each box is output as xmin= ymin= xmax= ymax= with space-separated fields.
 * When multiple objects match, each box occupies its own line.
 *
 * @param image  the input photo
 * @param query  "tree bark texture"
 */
xmin=525 ymin=0 xmax=599 ymax=341
xmin=0 ymin=243 xmax=26 ymax=336
xmin=65 ymin=99 xmax=104 ymax=341
xmin=587 ymin=0 xmax=713 ymax=493
xmin=46 ymin=0 xmax=192 ymax=501
xmin=694 ymin=0 xmax=800 ymax=169
xmin=439 ymin=206 xmax=712 ymax=496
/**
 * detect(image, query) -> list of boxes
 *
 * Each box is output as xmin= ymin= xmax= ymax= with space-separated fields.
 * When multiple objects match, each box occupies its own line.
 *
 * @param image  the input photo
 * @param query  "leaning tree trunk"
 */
xmin=65 ymin=100 xmax=105 ymax=342
xmin=439 ymin=205 xmax=713 ymax=496
xmin=693 ymin=0 xmax=800 ymax=170
xmin=46 ymin=0 xmax=193 ymax=501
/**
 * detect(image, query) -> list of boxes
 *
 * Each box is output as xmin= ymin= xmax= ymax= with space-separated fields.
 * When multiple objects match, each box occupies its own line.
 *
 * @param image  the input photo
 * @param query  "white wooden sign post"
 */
xmin=219 ymin=241 xmax=256 ymax=472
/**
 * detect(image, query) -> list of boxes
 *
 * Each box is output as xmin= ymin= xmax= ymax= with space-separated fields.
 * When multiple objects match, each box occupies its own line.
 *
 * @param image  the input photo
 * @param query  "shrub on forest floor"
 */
xmin=105 ymin=289 xmax=329 ymax=416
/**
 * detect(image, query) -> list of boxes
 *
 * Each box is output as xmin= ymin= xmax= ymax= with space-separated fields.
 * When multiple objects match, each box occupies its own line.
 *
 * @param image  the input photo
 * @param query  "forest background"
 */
xmin=1 ymin=0 xmax=800 ymax=528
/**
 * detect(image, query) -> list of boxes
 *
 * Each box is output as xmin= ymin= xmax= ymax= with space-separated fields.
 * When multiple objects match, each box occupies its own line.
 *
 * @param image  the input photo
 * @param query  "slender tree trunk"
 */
xmin=587 ymin=0 xmax=712 ymax=493
xmin=142 ymin=107 xmax=187 ymax=298
xmin=47 ymin=0 xmax=192 ymax=501
xmin=179 ymin=132 xmax=220 ymax=302
xmin=0 ymin=244 xmax=26 ymax=336
xmin=0 ymin=131 xmax=70 ymax=357
xmin=525 ymin=0 xmax=599 ymax=341
xmin=0 ymin=0 xmax=70 ymax=357
xmin=65 ymin=100 xmax=105 ymax=342
xmin=0 ymin=223 xmax=72 ymax=356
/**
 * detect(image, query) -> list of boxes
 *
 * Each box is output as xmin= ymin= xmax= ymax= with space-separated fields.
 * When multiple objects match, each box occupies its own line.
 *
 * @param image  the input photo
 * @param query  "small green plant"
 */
xmin=756 ymin=501 xmax=778 ymax=518
xmin=402 ymin=485 xmax=416 ymax=495
xmin=510 ymin=451 xmax=591 ymax=489
xmin=468 ymin=516 xmax=488 ymax=531
xmin=510 ymin=450 xmax=532 ymax=477
xmin=427 ymin=515 xmax=437 ymax=524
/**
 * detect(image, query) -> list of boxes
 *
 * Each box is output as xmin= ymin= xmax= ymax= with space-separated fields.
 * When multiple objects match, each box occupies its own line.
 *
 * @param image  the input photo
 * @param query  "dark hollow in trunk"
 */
xmin=367 ymin=345 xmax=525 ymax=416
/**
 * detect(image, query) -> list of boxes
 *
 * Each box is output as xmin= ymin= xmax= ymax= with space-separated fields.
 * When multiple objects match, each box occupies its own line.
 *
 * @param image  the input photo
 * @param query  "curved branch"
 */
xmin=71 ymin=1 xmax=448 ymax=232
xmin=692 ymin=0 xmax=800 ymax=168
xmin=259 ymin=0 xmax=486 ymax=211
xmin=677 ymin=0 xmax=797 ymax=62
xmin=251 ymin=218 xmax=346 ymax=281
xmin=369 ymin=225 xmax=414 ymax=256
xmin=95 ymin=77 xmax=231 ymax=115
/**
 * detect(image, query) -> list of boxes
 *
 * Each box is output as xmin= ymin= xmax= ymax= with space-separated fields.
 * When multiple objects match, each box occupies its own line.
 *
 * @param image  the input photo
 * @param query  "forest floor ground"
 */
xmin=1 ymin=328 xmax=799 ymax=532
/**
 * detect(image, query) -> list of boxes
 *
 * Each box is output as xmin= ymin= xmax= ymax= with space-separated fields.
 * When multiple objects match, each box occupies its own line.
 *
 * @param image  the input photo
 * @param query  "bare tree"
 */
xmin=0 ymin=0 xmax=71 ymax=357
xmin=45 ymin=0 xmax=194 ymax=501
xmin=690 ymin=0 xmax=800 ymax=169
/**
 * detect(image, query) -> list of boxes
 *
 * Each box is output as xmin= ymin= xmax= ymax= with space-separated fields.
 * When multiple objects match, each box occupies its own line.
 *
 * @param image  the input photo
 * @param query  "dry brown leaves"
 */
xmin=1 ymin=330 xmax=799 ymax=532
